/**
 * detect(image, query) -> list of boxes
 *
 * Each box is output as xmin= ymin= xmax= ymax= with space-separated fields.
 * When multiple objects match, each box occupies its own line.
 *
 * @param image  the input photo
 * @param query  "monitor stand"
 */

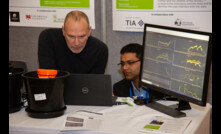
xmin=146 ymin=100 xmax=191 ymax=118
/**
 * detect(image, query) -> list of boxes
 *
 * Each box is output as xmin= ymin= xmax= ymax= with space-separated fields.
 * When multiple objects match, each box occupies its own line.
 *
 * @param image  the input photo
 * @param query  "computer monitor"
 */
xmin=140 ymin=23 xmax=212 ymax=117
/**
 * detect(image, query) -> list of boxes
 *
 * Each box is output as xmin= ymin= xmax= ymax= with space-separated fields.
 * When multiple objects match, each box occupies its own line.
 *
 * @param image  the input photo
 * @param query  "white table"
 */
xmin=9 ymin=101 xmax=211 ymax=134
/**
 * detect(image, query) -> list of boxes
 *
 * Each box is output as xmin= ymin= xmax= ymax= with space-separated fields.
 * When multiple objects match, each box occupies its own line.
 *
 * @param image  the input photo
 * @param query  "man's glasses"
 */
xmin=117 ymin=60 xmax=140 ymax=66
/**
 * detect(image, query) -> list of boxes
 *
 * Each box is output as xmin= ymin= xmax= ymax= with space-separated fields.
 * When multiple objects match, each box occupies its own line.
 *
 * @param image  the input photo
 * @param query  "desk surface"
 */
xmin=9 ymin=101 xmax=211 ymax=134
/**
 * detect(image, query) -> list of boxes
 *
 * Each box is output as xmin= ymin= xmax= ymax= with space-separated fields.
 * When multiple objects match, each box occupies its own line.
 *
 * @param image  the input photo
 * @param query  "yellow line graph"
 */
xmin=187 ymin=45 xmax=206 ymax=57
xmin=184 ymin=74 xmax=200 ymax=82
xmin=156 ymin=53 xmax=170 ymax=62
xmin=184 ymin=87 xmax=198 ymax=98
xmin=187 ymin=45 xmax=203 ymax=52
xmin=179 ymin=86 xmax=198 ymax=98
xmin=157 ymin=40 xmax=173 ymax=47
xmin=186 ymin=59 xmax=201 ymax=67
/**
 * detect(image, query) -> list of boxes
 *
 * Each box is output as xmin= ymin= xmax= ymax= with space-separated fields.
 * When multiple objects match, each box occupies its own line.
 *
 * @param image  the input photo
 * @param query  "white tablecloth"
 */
xmin=9 ymin=101 xmax=212 ymax=134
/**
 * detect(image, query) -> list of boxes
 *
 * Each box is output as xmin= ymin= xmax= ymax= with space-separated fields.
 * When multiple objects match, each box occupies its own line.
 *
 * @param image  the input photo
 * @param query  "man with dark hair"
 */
xmin=113 ymin=43 xmax=164 ymax=100
xmin=38 ymin=10 xmax=108 ymax=74
xmin=113 ymin=43 xmax=146 ymax=97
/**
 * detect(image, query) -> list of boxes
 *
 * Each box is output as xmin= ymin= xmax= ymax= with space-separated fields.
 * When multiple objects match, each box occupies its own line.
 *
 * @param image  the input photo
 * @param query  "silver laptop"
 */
xmin=64 ymin=74 xmax=114 ymax=106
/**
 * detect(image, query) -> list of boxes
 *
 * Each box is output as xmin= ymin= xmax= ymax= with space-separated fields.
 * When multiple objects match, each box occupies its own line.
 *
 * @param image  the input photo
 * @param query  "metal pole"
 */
xmin=101 ymin=0 xmax=106 ymax=43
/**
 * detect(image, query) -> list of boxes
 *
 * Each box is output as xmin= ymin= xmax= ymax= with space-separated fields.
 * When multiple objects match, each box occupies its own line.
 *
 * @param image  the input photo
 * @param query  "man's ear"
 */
xmin=62 ymin=25 xmax=65 ymax=36
xmin=88 ymin=26 xmax=92 ymax=36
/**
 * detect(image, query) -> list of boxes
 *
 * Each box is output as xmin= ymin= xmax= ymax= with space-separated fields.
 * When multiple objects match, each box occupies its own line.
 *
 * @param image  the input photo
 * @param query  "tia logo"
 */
xmin=125 ymin=19 xmax=144 ymax=27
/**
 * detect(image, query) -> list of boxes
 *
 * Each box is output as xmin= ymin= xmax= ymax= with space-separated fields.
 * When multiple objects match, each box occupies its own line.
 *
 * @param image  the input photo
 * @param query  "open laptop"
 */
xmin=64 ymin=74 xmax=115 ymax=106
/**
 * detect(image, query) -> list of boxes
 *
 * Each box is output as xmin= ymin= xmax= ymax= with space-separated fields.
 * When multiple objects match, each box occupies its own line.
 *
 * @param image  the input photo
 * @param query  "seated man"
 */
xmin=113 ymin=43 xmax=164 ymax=100
xmin=38 ymin=10 xmax=108 ymax=74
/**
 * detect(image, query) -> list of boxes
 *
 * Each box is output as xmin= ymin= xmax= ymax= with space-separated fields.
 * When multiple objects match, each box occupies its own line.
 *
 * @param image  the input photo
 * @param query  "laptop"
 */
xmin=64 ymin=74 xmax=114 ymax=106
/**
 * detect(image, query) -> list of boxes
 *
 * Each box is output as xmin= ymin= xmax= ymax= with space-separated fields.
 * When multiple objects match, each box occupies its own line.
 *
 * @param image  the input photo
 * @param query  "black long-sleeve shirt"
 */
xmin=38 ymin=28 xmax=108 ymax=74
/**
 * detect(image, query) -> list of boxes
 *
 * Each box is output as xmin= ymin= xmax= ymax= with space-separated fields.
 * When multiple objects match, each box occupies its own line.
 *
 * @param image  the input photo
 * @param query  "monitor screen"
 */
xmin=140 ymin=24 xmax=212 ymax=109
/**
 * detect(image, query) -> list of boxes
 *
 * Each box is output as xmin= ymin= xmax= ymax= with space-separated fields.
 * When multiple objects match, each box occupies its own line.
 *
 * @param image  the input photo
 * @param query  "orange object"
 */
xmin=37 ymin=69 xmax=58 ymax=78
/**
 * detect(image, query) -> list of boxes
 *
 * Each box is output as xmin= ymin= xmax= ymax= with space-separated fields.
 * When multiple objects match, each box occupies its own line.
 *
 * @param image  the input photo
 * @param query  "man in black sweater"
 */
xmin=38 ymin=10 xmax=108 ymax=74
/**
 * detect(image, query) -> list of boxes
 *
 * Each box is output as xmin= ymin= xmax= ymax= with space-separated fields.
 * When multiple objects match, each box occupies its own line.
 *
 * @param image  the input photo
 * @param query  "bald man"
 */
xmin=38 ymin=10 xmax=108 ymax=74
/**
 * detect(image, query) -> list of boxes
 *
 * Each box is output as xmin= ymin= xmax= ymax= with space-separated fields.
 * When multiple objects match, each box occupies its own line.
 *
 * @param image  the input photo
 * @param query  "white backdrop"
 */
xmin=9 ymin=0 xmax=95 ymax=29
xmin=113 ymin=0 xmax=212 ymax=32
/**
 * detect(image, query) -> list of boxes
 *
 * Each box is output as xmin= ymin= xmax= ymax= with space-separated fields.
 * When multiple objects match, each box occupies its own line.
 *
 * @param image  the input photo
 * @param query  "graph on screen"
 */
xmin=142 ymin=31 xmax=209 ymax=100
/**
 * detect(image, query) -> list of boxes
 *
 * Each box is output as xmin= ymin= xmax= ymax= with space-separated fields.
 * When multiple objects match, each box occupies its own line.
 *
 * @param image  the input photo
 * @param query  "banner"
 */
xmin=9 ymin=0 xmax=95 ymax=29
xmin=113 ymin=0 xmax=212 ymax=32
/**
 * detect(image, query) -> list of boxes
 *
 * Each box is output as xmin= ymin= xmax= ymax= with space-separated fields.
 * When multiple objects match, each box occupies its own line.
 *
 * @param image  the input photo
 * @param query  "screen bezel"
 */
xmin=139 ymin=23 xmax=212 ymax=106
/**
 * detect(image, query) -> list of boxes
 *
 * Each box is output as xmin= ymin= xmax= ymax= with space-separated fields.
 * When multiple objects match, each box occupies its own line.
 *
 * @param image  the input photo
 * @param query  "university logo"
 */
xmin=174 ymin=18 xmax=194 ymax=27
xmin=10 ymin=12 xmax=20 ymax=22
xmin=174 ymin=19 xmax=182 ymax=26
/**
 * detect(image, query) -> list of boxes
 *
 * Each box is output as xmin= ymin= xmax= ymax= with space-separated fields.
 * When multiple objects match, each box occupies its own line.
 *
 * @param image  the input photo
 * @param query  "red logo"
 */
xmin=26 ymin=15 xmax=31 ymax=20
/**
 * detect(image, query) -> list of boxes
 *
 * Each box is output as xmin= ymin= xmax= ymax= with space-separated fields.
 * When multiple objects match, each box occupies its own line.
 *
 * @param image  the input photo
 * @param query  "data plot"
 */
xmin=174 ymin=38 xmax=208 ymax=57
xmin=146 ymin=32 xmax=175 ymax=50
xmin=171 ymin=67 xmax=204 ymax=87
xmin=171 ymin=81 xmax=202 ymax=100
xmin=173 ymin=53 xmax=205 ymax=71
xmin=144 ymin=47 xmax=172 ymax=64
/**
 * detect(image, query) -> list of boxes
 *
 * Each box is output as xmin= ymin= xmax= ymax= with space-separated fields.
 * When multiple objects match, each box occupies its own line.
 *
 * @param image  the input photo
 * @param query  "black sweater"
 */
xmin=38 ymin=28 xmax=108 ymax=74
xmin=113 ymin=79 xmax=134 ymax=97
